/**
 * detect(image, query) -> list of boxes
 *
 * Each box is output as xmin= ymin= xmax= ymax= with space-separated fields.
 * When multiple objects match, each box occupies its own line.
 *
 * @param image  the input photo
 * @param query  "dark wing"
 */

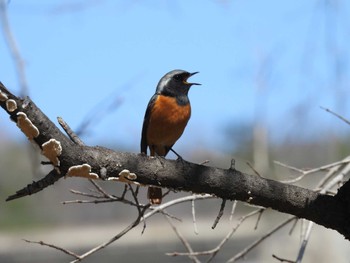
xmin=140 ymin=94 xmax=158 ymax=154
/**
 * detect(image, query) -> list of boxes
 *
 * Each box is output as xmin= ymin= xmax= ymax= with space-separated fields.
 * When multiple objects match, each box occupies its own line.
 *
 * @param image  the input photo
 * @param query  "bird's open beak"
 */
xmin=185 ymin=72 xmax=201 ymax=86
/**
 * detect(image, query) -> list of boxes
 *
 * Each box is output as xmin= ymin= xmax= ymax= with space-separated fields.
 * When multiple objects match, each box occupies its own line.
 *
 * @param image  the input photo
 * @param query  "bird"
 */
xmin=141 ymin=69 xmax=200 ymax=204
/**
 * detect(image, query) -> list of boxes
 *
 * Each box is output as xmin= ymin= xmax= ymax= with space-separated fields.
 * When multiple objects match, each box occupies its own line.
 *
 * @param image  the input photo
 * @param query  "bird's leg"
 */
xmin=150 ymin=146 xmax=166 ymax=167
xmin=169 ymin=147 xmax=184 ymax=161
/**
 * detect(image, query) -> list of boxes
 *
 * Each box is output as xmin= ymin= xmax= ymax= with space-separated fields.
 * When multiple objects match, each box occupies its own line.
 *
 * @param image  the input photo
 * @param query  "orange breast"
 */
xmin=147 ymin=95 xmax=191 ymax=155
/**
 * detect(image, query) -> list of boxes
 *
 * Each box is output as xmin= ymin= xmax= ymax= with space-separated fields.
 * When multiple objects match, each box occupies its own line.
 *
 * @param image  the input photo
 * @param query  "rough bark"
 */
xmin=0 ymin=82 xmax=349 ymax=240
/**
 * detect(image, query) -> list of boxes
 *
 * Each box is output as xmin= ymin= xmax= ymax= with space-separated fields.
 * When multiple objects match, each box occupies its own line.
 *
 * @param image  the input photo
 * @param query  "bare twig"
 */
xmin=166 ymin=216 xmax=200 ymax=263
xmin=88 ymin=179 xmax=114 ymax=199
xmin=229 ymin=159 xmax=235 ymax=170
xmin=145 ymin=194 xmax=214 ymax=221
xmin=316 ymin=157 xmax=350 ymax=191
xmin=191 ymin=199 xmax=199 ymax=235
xmin=212 ymin=198 xmax=227 ymax=229
xmin=70 ymin=195 xmax=213 ymax=262
xmin=57 ymin=116 xmax=85 ymax=146
xmin=161 ymin=189 xmax=171 ymax=201
xmin=206 ymin=210 xmax=263 ymax=263
xmin=275 ymin=158 xmax=350 ymax=184
xmin=288 ymin=218 xmax=299 ymax=235
xmin=289 ymin=165 xmax=349 ymax=263
xmin=62 ymin=188 xmax=140 ymax=207
xmin=62 ymin=199 xmax=120 ymax=205
xmin=70 ymin=205 xmax=150 ymax=263
xmin=254 ymin=208 xmax=265 ymax=230
xmin=229 ymin=200 xmax=237 ymax=222
xmin=296 ymin=221 xmax=314 ymax=263
xmin=246 ymin=162 xmax=262 ymax=177
xmin=226 ymin=217 xmax=297 ymax=262
xmin=272 ymin=254 xmax=295 ymax=263
xmin=67 ymin=189 xmax=104 ymax=199
xmin=74 ymin=73 xmax=144 ymax=137
xmin=156 ymin=209 xmax=182 ymax=222
xmin=0 ymin=0 xmax=29 ymax=96
xmin=166 ymin=208 xmax=262 ymax=261
xmin=320 ymin=106 xmax=350 ymax=126
xmin=23 ymin=239 xmax=81 ymax=260
xmin=274 ymin=161 xmax=305 ymax=174
xmin=128 ymin=184 xmax=147 ymax=234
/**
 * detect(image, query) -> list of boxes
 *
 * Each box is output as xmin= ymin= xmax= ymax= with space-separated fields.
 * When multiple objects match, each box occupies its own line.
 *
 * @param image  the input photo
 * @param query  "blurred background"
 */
xmin=1 ymin=0 xmax=350 ymax=262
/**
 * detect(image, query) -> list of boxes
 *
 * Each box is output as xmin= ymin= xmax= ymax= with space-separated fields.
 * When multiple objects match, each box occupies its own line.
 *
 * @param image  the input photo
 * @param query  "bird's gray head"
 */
xmin=155 ymin=69 xmax=200 ymax=97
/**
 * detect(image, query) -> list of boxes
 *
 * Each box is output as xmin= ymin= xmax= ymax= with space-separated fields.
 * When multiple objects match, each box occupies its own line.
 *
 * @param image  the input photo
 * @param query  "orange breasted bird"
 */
xmin=141 ymin=69 xmax=200 ymax=204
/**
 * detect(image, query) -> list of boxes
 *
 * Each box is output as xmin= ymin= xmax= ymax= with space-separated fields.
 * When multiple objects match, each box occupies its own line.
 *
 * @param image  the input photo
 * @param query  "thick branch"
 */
xmin=1 ymin=82 xmax=350 ymax=239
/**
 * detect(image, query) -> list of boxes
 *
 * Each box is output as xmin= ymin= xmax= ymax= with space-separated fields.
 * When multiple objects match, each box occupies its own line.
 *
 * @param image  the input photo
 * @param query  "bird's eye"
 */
xmin=173 ymin=74 xmax=181 ymax=81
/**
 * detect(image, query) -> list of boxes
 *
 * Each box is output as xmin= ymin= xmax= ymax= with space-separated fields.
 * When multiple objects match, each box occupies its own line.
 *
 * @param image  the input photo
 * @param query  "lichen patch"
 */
xmin=16 ymin=112 xmax=40 ymax=140
xmin=0 ymin=91 xmax=8 ymax=101
xmin=118 ymin=169 xmax=137 ymax=182
xmin=42 ymin=139 xmax=62 ymax=166
xmin=66 ymin=164 xmax=99 ymax=179
xmin=6 ymin=99 xmax=17 ymax=112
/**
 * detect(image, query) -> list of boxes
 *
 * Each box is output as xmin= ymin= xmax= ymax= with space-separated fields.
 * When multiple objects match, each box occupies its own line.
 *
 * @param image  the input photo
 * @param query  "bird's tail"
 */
xmin=148 ymin=186 xmax=162 ymax=205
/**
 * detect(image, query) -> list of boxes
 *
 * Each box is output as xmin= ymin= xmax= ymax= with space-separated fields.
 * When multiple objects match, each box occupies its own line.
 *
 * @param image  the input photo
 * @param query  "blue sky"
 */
xmin=1 ymin=0 xmax=350 ymax=156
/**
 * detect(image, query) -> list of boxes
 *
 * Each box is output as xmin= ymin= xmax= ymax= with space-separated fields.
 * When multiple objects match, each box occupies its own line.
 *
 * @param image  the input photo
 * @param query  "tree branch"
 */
xmin=1 ymin=82 xmax=350 ymax=240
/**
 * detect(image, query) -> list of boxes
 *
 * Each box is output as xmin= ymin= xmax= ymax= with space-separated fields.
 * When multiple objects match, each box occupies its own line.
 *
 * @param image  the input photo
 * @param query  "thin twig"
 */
xmin=191 ymin=199 xmax=199 ymax=235
xmin=70 ymin=204 xmax=150 ymax=263
xmin=166 ymin=208 xmax=262 ymax=261
xmin=23 ymin=239 xmax=81 ymax=259
xmin=128 ymin=184 xmax=147 ymax=234
xmin=290 ymin=165 xmax=349 ymax=263
xmin=212 ymin=199 xmax=227 ymax=229
xmin=156 ymin=209 xmax=182 ymax=222
xmin=68 ymin=189 xmax=104 ymax=199
xmin=229 ymin=159 xmax=235 ymax=170
xmin=62 ymin=199 xmax=119 ymax=205
xmin=135 ymin=185 xmax=140 ymax=196
xmin=274 ymin=161 xmax=304 ymax=173
xmin=71 ymin=195 xmax=213 ymax=262
xmin=88 ymin=179 xmax=114 ymax=199
xmin=73 ymin=73 xmax=145 ymax=136
xmin=246 ymin=162 xmax=262 ymax=177
xmin=288 ymin=218 xmax=299 ymax=235
xmin=226 ymin=217 xmax=297 ymax=262
xmin=161 ymin=189 xmax=171 ymax=200
xmin=229 ymin=200 xmax=237 ymax=222
xmin=254 ymin=208 xmax=265 ymax=230
xmin=121 ymin=184 xmax=128 ymax=199
xmin=320 ymin=106 xmax=350 ymax=126
xmin=63 ymin=188 xmax=140 ymax=207
xmin=272 ymin=254 xmax=295 ymax=263
xmin=145 ymin=194 xmax=214 ymax=222
xmin=0 ymin=0 xmax=29 ymax=96
xmin=166 ymin=216 xmax=200 ymax=263
xmin=315 ymin=165 xmax=342 ymax=191
xmin=275 ymin=158 xmax=350 ymax=184
xmin=315 ymin=156 xmax=350 ymax=190
xmin=296 ymin=221 xmax=314 ymax=263
xmin=206 ymin=210 xmax=263 ymax=263
xmin=57 ymin=117 xmax=85 ymax=146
